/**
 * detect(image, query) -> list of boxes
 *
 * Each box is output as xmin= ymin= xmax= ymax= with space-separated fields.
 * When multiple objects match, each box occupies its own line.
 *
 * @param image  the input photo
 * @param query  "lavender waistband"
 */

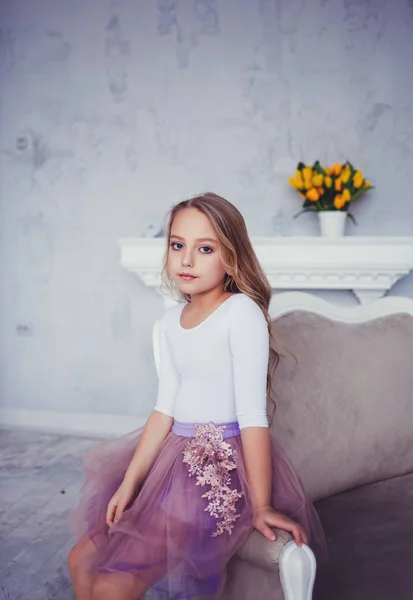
xmin=172 ymin=420 xmax=241 ymax=438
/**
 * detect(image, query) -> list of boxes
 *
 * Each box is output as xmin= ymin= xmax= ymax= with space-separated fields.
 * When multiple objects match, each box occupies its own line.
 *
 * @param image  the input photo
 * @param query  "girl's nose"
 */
xmin=182 ymin=248 xmax=194 ymax=267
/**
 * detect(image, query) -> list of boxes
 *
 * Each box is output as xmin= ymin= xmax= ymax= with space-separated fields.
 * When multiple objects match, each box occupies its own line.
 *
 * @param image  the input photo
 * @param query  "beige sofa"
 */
xmin=219 ymin=292 xmax=413 ymax=600
xmin=153 ymin=291 xmax=413 ymax=600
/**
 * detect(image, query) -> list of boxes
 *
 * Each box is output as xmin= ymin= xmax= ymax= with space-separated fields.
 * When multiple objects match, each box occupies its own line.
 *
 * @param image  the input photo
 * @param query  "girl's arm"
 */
xmin=108 ymin=410 xmax=174 ymax=525
xmin=242 ymin=426 xmax=309 ymax=546
xmin=240 ymin=426 xmax=272 ymax=511
xmin=124 ymin=313 xmax=180 ymax=487
xmin=229 ymin=296 xmax=308 ymax=546
xmin=228 ymin=295 xmax=272 ymax=509
xmin=122 ymin=409 xmax=173 ymax=487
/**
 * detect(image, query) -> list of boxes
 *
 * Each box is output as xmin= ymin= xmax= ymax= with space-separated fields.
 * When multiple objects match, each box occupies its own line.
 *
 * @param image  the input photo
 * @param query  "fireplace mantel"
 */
xmin=118 ymin=236 xmax=413 ymax=305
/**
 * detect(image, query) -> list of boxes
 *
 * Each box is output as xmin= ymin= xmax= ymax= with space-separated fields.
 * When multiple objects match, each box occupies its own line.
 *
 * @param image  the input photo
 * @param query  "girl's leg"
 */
xmin=67 ymin=536 xmax=99 ymax=600
xmin=68 ymin=536 xmax=153 ymax=600
xmin=90 ymin=573 xmax=152 ymax=600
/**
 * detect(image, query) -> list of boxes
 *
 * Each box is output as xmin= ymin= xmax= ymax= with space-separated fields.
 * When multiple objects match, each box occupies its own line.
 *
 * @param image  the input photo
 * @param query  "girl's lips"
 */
xmin=179 ymin=274 xmax=197 ymax=281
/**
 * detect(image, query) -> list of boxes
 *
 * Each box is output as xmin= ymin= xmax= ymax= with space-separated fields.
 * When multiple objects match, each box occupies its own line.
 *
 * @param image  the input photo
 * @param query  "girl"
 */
xmin=68 ymin=192 xmax=328 ymax=600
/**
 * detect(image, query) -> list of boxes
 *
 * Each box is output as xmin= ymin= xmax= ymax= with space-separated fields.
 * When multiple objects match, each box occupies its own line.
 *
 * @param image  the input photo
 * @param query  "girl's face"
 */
xmin=167 ymin=207 xmax=228 ymax=296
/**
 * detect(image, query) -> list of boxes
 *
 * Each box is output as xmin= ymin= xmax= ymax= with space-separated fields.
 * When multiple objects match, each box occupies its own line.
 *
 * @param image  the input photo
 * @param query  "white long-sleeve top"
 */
xmin=154 ymin=293 xmax=269 ymax=430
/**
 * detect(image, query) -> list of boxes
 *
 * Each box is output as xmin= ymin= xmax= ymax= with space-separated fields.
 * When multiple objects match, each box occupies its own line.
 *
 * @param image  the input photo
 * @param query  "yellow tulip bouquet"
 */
xmin=288 ymin=160 xmax=374 ymax=225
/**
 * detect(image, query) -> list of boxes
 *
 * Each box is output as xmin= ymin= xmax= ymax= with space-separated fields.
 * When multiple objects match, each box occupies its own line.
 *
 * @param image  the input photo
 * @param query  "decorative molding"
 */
xmin=118 ymin=236 xmax=413 ymax=305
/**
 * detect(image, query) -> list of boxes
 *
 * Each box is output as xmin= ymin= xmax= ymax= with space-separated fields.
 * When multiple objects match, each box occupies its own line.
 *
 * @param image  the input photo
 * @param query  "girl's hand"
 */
xmin=253 ymin=505 xmax=309 ymax=547
xmin=106 ymin=480 xmax=139 ymax=527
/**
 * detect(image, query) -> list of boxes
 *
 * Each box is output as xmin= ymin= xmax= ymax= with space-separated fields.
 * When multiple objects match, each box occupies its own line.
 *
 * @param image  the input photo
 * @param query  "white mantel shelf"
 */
xmin=118 ymin=236 xmax=413 ymax=305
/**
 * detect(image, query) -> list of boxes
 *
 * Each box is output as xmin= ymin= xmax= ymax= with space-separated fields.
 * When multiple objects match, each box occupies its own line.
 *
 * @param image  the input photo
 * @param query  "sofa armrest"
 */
xmin=236 ymin=528 xmax=293 ymax=571
xmin=237 ymin=530 xmax=317 ymax=600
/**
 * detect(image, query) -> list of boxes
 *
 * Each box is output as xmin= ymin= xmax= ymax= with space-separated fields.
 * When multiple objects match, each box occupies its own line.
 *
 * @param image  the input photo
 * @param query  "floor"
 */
xmin=0 ymin=427 xmax=161 ymax=600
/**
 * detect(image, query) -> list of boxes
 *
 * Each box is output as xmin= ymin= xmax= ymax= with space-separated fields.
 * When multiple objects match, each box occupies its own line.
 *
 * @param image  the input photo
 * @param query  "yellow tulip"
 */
xmin=353 ymin=175 xmax=364 ymax=188
xmin=306 ymin=188 xmax=319 ymax=202
xmin=341 ymin=167 xmax=351 ymax=184
xmin=324 ymin=176 xmax=332 ymax=188
xmin=343 ymin=188 xmax=351 ymax=202
xmin=317 ymin=187 xmax=325 ymax=196
xmin=304 ymin=179 xmax=313 ymax=190
xmin=331 ymin=163 xmax=342 ymax=176
xmin=295 ymin=170 xmax=304 ymax=187
xmin=312 ymin=174 xmax=323 ymax=187
xmin=302 ymin=167 xmax=313 ymax=182
xmin=289 ymin=174 xmax=307 ymax=190
xmin=364 ymin=180 xmax=372 ymax=187
xmin=335 ymin=178 xmax=343 ymax=191
xmin=334 ymin=194 xmax=345 ymax=209
xmin=297 ymin=177 xmax=305 ymax=190
xmin=324 ymin=167 xmax=331 ymax=176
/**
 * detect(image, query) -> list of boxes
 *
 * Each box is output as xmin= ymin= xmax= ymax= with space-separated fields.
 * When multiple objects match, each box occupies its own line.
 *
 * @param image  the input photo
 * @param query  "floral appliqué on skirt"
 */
xmin=182 ymin=422 xmax=243 ymax=537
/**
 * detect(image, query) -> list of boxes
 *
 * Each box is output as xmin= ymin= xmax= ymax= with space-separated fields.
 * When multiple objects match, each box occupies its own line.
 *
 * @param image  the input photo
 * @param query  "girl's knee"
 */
xmin=67 ymin=543 xmax=81 ymax=575
xmin=90 ymin=574 xmax=148 ymax=600
xmin=67 ymin=537 xmax=97 ymax=575
xmin=90 ymin=576 xmax=123 ymax=600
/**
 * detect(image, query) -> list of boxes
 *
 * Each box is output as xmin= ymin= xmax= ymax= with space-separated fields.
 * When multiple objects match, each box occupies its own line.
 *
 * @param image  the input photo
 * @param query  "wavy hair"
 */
xmin=160 ymin=192 xmax=297 ymax=425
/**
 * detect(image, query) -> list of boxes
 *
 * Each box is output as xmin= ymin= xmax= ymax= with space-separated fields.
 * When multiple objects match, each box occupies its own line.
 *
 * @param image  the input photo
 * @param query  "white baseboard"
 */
xmin=0 ymin=407 xmax=147 ymax=439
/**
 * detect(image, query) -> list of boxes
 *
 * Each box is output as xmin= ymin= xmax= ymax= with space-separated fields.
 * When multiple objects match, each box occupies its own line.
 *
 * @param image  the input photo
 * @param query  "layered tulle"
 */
xmin=68 ymin=422 xmax=328 ymax=599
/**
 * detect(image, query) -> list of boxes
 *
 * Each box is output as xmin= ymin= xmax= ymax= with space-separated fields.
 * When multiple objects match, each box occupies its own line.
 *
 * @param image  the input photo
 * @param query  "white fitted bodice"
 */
xmin=153 ymin=293 xmax=269 ymax=430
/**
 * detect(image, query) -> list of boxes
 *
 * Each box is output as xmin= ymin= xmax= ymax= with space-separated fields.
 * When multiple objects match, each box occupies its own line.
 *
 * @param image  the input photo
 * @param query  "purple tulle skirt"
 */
xmin=68 ymin=420 xmax=328 ymax=599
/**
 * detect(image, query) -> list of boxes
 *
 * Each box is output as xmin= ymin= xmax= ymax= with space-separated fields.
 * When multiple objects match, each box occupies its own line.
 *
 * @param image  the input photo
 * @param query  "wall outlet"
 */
xmin=16 ymin=324 xmax=33 ymax=336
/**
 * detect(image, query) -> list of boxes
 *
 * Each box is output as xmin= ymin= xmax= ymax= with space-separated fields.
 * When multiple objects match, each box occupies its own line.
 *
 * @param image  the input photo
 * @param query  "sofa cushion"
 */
xmin=313 ymin=471 xmax=413 ymax=600
xmin=270 ymin=311 xmax=413 ymax=501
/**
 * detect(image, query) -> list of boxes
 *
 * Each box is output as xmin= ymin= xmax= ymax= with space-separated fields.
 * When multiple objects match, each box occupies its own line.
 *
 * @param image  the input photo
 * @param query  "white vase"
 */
xmin=318 ymin=210 xmax=347 ymax=237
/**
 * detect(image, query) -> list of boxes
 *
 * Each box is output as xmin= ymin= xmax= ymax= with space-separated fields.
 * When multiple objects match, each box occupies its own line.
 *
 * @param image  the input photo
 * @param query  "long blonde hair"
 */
xmin=160 ymin=192 xmax=290 ymax=425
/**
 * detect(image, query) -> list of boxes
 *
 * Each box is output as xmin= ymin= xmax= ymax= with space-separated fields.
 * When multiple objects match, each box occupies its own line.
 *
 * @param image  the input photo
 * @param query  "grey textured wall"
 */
xmin=1 ymin=1 xmax=412 ymax=421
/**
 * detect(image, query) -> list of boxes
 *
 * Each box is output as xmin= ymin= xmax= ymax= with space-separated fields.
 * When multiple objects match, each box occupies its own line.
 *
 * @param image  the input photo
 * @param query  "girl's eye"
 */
xmin=170 ymin=242 xmax=183 ymax=250
xmin=170 ymin=242 xmax=213 ymax=254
